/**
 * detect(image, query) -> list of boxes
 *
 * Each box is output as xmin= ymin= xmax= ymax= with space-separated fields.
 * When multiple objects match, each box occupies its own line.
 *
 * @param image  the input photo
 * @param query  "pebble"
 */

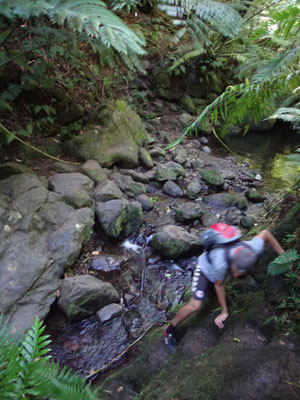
xmin=255 ymin=174 xmax=262 ymax=181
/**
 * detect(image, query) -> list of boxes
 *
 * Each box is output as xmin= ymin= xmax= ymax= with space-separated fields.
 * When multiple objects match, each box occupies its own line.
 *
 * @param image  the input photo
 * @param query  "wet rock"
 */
xmin=65 ymin=100 xmax=147 ymax=168
xmin=240 ymin=216 xmax=255 ymax=229
xmin=48 ymin=173 xmax=94 ymax=208
xmin=179 ymin=113 xmax=194 ymax=126
xmin=204 ymin=193 xmax=247 ymax=210
xmin=172 ymin=145 xmax=188 ymax=164
xmin=58 ymin=275 xmax=119 ymax=322
xmin=234 ymin=185 xmax=246 ymax=193
xmin=150 ymin=225 xmax=202 ymax=259
xmin=186 ymin=180 xmax=201 ymax=199
xmin=163 ymin=181 xmax=183 ymax=197
xmin=155 ymin=162 xmax=185 ymax=181
xmin=139 ymin=148 xmax=154 ymax=169
xmin=225 ymin=209 xmax=240 ymax=224
xmin=202 ymin=146 xmax=211 ymax=153
xmin=49 ymin=162 xmax=76 ymax=174
xmin=90 ymin=256 xmax=125 ymax=272
xmin=113 ymin=172 xmax=146 ymax=197
xmin=80 ymin=159 xmax=108 ymax=184
xmin=201 ymin=169 xmax=224 ymax=186
xmin=149 ymin=147 xmax=166 ymax=158
xmin=255 ymin=173 xmax=262 ymax=181
xmin=96 ymin=199 xmax=128 ymax=238
xmin=97 ymin=303 xmax=123 ymax=323
xmin=245 ymin=189 xmax=266 ymax=203
xmin=136 ymin=194 xmax=154 ymax=211
xmin=119 ymin=169 xmax=149 ymax=183
xmin=175 ymin=203 xmax=205 ymax=222
xmin=124 ymin=201 xmax=143 ymax=236
xmin=199 ymin=136 xmax=208 ymax=145
xmin=94 ymin=180 xmax=123 ymax=202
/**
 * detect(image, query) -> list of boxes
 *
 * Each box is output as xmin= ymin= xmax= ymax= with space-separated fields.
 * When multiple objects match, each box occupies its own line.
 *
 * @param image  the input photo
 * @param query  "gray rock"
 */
xmin=139 ymin=148 xmax=154 ymax=169
xmin=119 ymin=169 xmax=149 ymax=183
xmin=124 ymin=201 xmax=143 ymax=236
xmin=157 ymin=130 xmax=171 ymax=144
xmin=0 ymin=162 xmax=33 ymax=179
xmin=191 ymin=159 xmax=204 ymax=171
xmin=199 ymin=136 xmax=208 ymax=145
xmin=155 ymin=162 xmax=185 ymax=181
xmin=58 ymin=275 xmax=119 ymax=322
xmin=96 ymin=199 xmax=128 ymax=238
xmin=50 ymin=162 xmax=76 ymax=173
xmin=65 ymin=100 xmax=147 ymax=168
xmin=80 ymin=159 xmax=108 ymax=184
xmin=94 ymin=180 xmax=123 ymax=202
xmin=186 ymin=180 xmax=202 ymax=199
xmin=204 ymin=193 xmax=247 ymax=210
xmin=245 ymin=189 xmax=266 ymax=203
xmin=172 ymin=145 xmax=188 ymax=164
xmin=48 ymin=173 xmax=94 ymax=208
xmin=202 ymin=146 xmax=211 ymax=153
xmin=136 ymin=194 xmax=154 ymax=211
xmin=163 ymin=181 xmax=183 ymax=197
xmin=113 ymin=172 xmax=146 ymax=197
xmin=97 ymin=303 xmax=123 ymax=323
xmin=175 ymin=203 xmax=205 ymax=222
xmin=149 ymin=148 xmax=166 ymax=158
xmin=150 ymin=225 xmax=202 ymax=259
xmin=255 ymin=174 xmax=262 ymax=181
xmin=90 ymin=256 xmax=125 ymax=272
xmin=179 ymin=113 xmax=194 ymax=126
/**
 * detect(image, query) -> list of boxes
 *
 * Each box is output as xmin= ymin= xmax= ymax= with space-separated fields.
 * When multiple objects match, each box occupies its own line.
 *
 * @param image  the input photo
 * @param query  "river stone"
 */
xmin=172 ymin=145 xmax=188 ymax=164
xmin=119 ymin=169 xmax=149 ymax=183
xmin=136 ymin=194 xmax=154 ymax=211
xmin=48 ymin=173 xmax=94 ymax=208
xmin=202 ymin=146 xmax=211 ymax=153
xmin=175 ymin=203 xmax=205 ymax=222
xmin=191 ymin=159 xmax=204 ymax=171
xmin=201 ymin=169 xmax=224 ymax=186
xmin=199 ymin=136 xmax=208 ymax=145
xmin=150 ymin=225 xmax=202 ymax=259
xmin=179 ymin=113 xmax=194 ymax=126
xmin=162 ymin=181 xmax=183 ymax=197
xmin=240 ymin=216 xmax=255 ymax=229
xmin=80 ymin=159 xmax=108 ymax=184
xmin=94 ymin=180 xmax=123 ymax=202
xmin=95 ymin=199 xmax=128 ymax=238
xmin=113 ymin=172 xmax=146 ymax=197
xmin=50 ymin=161 xmax=76 ymax=173
xmin=58 ymin=275 xmax=119 ymax=322
xmin=0 ymin=161 xmax=33 ymax=179
xmin=97 ymin=303 xmax=123 ymax=323
xmin=186 ymin=180 xmax=201 ymax=199
xmin=204 ymin=193 xmax=247 ymax=210
xmin=90 ymin=256 xmax=125 ymax=272
xmin=245 ymin=189 xmax=266 ymax=203
xmin=149 ymin=147 xmax=166 ymax=158
xmin=124 ymin=201 xmax=143 ymax=236
xmin=65 ymin=100 xmax=147 ymax=168
xmin=139 ymin=147 xmax=154 ymax=169
xmin=155 ymin=162 xmax=185 ymax=182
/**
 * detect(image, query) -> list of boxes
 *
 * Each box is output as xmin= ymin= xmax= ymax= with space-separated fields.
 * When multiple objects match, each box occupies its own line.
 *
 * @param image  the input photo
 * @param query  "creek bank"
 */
xmin=0 ymin=97 xmax=291 ymax=379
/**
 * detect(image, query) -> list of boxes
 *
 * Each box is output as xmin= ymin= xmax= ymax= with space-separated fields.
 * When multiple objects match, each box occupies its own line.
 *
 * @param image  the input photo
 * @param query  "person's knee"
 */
xmin=187 ymin=299 xmax=202 ymax=312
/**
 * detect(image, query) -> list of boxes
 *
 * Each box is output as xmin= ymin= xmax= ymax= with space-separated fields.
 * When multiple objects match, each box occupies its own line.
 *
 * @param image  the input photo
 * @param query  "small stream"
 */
xmin=44 ymin=123 xmax=299 ymax=378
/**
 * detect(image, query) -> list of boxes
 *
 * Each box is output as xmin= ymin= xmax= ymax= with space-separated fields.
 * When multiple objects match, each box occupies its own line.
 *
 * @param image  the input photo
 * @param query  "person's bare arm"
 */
xmin=256 ymin=230 xmax=284 ymax=255
xmin=214 ymin=280 xmax=229 ymax=329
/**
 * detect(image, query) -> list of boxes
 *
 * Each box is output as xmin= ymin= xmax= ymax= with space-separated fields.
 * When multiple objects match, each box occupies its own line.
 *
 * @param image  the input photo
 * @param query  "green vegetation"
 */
xmin=0 ymin=315 xmax=98 ymax=399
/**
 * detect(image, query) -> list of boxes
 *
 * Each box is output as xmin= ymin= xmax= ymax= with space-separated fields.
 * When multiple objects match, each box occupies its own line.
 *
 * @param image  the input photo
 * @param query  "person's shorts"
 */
xmin=191 ymin=264 xmax=214 ymax=301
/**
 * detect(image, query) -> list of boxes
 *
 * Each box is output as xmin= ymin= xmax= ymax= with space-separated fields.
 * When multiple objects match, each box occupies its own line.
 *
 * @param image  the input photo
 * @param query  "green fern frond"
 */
xmin=268 ymin=106 xmax=300 ymax=129
xmin=169 ymin=49 xmax=206 ymax=72
xmin=268 ymin=249 xmax=300 ymax=276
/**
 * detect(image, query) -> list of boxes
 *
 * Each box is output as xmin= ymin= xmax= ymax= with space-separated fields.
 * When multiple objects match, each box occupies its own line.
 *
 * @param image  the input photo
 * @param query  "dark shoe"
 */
xmin=164 ymin=329 xmax=177 ymax=354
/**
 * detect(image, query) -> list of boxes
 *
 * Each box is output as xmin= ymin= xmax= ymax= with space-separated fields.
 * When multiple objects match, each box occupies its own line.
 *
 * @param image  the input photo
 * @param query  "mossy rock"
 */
xmin=65 ymin=100 xmax=147 ymax=168
xmin=201 ymin=169 xmax=224 ymax=186
xmin=245 ymin=189 xmax=266 ymax=203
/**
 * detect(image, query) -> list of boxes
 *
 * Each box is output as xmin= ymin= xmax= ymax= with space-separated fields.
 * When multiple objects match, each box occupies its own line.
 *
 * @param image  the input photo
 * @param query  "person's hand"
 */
xmin=214 ymin=312 xmax=229 ymax=329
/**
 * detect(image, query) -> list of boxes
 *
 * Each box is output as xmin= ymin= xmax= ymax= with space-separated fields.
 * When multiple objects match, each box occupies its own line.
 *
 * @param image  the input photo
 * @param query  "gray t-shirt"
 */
xmin=197 ymin=237 xmax=265 ymax=282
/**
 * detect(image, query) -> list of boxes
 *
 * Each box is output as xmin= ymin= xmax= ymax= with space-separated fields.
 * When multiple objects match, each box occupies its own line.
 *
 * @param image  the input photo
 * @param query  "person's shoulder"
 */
xmin=244 ymin=236 xmax=265 ymax=254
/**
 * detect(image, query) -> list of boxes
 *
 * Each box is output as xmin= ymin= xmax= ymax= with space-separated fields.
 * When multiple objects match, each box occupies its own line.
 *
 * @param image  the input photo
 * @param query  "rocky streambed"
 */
xmin=1 ymin=99 xmax=299 ymax=397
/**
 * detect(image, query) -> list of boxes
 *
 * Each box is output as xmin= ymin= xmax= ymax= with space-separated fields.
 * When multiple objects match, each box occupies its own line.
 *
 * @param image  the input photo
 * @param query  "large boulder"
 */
xmin=66 ymin=100 xmax=147 ymax=168
xmin=58 ymin=275 xmax=119 ymax=322
xmin=94 ymin=180 xmax=123 ymax=203
xmin=154 ymin=162 xmax=185 ymax=182
xmin=150 ymin=225 xmax=202 ymax=259
xmin=0 ymin=173 xmax=94 ymax=333
xmin=48 ymin=173 xmax=94 ymax=208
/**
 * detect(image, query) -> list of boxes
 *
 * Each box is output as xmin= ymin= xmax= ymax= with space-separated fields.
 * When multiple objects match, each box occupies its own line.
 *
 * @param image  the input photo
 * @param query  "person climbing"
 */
xmin=164 ymin=225 xmax=285 ymax=353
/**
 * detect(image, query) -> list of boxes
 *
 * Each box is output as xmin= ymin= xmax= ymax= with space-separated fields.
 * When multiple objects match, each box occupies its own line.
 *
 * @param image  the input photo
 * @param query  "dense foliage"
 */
xmin=0 ymin=316 xmax=98 ymax=399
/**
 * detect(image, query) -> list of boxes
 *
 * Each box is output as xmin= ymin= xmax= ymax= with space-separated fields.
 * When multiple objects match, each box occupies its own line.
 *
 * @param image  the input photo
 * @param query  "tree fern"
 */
xmin=268 ymin=249 xmax=300 ymax=276
xmin=0 ymin=316 xmax=99 ymax=400
xmin=268 ymin=105 xmax=300 ymax=130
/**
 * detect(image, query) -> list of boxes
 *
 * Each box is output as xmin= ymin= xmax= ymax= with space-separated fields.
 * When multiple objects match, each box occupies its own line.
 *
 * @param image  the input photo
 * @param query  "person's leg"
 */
xmin=171 ymin=298 xmax=203 ymax=326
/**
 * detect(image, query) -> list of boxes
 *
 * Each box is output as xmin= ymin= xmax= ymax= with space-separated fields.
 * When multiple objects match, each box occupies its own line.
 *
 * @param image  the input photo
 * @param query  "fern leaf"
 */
xmin=268 ymin=249 xmax=300 ymax=275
